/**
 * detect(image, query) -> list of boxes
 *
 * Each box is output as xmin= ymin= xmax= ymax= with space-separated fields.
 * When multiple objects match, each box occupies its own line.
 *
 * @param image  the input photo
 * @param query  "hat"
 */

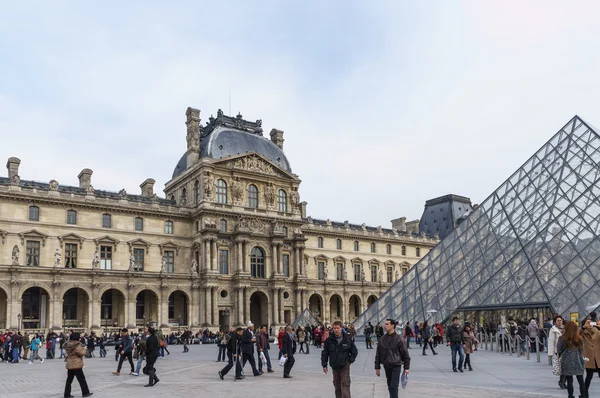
xmin=247 ymin=322 xmax=254 ymax=327
xmin=70 ymin=332 xmax=80 ymax=341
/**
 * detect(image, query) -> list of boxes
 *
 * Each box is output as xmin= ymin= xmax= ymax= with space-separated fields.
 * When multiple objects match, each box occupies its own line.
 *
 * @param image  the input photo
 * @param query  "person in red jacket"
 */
xmin=277 ymin=327 xmax=285 ymax=359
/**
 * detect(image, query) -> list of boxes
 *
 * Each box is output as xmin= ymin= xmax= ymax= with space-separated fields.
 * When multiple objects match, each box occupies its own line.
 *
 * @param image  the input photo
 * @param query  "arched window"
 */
xmin=416 ymin=247 xmax=421 ymax=257
xmin=216 ymin=179 xmax=227 ymax=204
xmin=386 ymin=244 xmax=391 ymax=255
xmin=165 ymin=220 xmax=174 ymax=234
xmin=248 ymin=184 xmax=259 ymax=209
xmin=354 ymin=241 xmax=359 ymax=251
xmin=194 ymin=180 xmax=200 ymax=204
xmin=282 ymin=226 xmax=288 ymax=237
xmin=29 ymin=205 xmax=39 ymax=221
xmin=278 ymin=189 xmax=287 ymax=212
xmin=318 ymin=237 xmax=324 ymax=248
xmin=170 ymin=194 xmax=175 ymax=202
xmin=135 ymin=217 xmax=144 ymax=231
xmin=220 ymin=219 xmax=228 ymax=233
xmin=336 ymin=239 xmax=342 ymax=250
xmin=371 ymin=242 xmax=376 ymax=253
xmin=250 ymin=247 xmax=265 ymax=278
xmin=401 ymin=245 xmax=406 ymax=256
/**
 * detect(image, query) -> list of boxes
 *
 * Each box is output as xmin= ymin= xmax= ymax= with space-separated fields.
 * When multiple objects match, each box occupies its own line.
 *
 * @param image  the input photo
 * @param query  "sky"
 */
xmin=2 ymin=1 xmax=600 ymax=227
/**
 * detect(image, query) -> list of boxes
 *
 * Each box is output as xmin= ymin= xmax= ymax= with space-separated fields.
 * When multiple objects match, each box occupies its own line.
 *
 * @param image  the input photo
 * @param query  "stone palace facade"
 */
xmin=0 ymin=107 xmax=437 ymax=334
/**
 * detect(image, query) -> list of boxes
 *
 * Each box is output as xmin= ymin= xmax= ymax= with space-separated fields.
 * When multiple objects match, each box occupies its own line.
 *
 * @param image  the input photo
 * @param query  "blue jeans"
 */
xmin=12 ymin=347 xmax=19 ymax=363
xmin=406 ymin=336 xmax=411 ymax=348
xmin=135 ymin=355 xmax=144 ymax=374
xmin=384 ymin=365 xmax=402 ymax=398
xmin=258 ymin=349 xmax=272 ymax=372
xmin=450 ymin=343 xmax=465 ymax=370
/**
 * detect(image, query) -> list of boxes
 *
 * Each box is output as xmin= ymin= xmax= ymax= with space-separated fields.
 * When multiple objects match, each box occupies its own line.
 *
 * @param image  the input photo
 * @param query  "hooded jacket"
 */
xmin=65 ymin=340 xmax=87 ymax=370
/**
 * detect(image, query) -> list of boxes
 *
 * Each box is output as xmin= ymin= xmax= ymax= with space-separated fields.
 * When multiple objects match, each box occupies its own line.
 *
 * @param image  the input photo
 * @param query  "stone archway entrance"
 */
xmin=136 ymin=290 xmax=159 ymax=327
xmin=169 ymin=290 xmax=188 ymax=327
xmin=309 ymin=294 xmax=323 ymax=319
xmin=100 ymin=289 xmax=126 ymax=329
xmin=349 ymin=295 xmax=362 ymax=322
xmin=367 ymin=295 xmax=378 ymax=308
xmin=22 ymin=287 xmax=51 ymax=330
xmin=250 ymin=291 xmax=269 ymax=328
xmin=62 ymin=288 xmax=89 ymax=331
xmin=0 ymin=288 xmax=7 ymax=330
xmin=329 ymin=294 xmax=343 ymax=323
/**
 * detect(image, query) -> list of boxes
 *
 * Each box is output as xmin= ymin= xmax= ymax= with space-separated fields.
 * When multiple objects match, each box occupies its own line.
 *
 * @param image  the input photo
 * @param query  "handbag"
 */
xmin=260 ymin=351 xmax=267 ymax=367
xmin=160 ymin=339 xmax=166 ymax=348
xmin=552 ymin=355 xmax=561 ymax=376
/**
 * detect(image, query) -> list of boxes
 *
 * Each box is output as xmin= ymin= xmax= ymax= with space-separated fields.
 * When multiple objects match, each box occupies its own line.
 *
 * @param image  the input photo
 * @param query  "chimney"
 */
xmin=6 ymin=157 xmax=20 ymax=183
xmin=140 ymin=178 xmax=156 ymax=197
xmin=186 ymin=107 xmax=201 ymax=168
xmin=405 ymin=219 xmax=420 ymax=234
xmin=270 ymin=129 xmax=285 ymax=150
xmin=391 ymin=217 xmax=407 ymax=232
xmin=78 ymin=168 xmax=93 ymax=188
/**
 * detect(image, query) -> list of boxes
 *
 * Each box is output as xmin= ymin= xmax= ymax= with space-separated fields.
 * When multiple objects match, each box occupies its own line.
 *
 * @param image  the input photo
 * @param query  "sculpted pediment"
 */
xmin=127 ymin=238 xmax=152 ymax=253
xmin=94 ymin=235 xmax=120 ymax=251
xmin=214 ymin=153 xmax=295 ymax=179
xmin=58 ymin=233 xmax=86 ymax=248
xmin=19 ymin=229 xmax=49 ymax=246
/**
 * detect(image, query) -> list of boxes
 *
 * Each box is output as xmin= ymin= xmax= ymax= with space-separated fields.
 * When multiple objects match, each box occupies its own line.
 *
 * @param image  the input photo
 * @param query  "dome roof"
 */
xmin=172 ymin=111 xmax=291 ymax=178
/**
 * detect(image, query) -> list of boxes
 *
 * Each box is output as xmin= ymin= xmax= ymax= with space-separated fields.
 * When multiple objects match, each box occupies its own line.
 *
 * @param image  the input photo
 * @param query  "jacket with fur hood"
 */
xmin=65 ymin=340 xmax=87 ymax=370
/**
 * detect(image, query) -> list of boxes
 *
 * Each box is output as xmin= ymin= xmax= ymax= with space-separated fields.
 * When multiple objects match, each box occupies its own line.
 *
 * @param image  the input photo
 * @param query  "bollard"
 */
xmin=508 ymin=335 xmax=513 ymax=356
xmin=484 ymin=333 xmax=488 ymax=350
xmin=495 ymin=333 xmax=499 ymax=353
xmin=536 ymin=337 xmax=541 ymax=363
xmin=526 ymin=337 xmax=530 ymax=360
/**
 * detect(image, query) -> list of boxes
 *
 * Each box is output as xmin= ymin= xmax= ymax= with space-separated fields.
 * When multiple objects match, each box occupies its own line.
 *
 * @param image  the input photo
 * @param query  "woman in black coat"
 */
xmin=143 ymin=328 xmax=161 ymax=388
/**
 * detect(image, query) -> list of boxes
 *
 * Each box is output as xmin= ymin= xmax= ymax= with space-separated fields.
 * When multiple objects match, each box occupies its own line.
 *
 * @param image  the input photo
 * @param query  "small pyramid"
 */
xmin=354 ymin=116 xmax=600 ymax=331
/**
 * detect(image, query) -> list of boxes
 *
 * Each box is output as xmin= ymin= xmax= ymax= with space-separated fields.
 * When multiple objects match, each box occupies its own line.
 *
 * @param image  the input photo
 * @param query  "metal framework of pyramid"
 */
xmin=354 ymin=116 xmax=600 ymax=332
xmin=291 ymin=308 xmax=323 ymax=328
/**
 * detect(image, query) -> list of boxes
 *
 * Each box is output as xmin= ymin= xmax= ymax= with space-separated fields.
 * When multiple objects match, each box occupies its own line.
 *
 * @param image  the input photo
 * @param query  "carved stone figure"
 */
xmin=233 ymin=155 xmax=275 ymax=175
xmin=326 ymin=219 xmax=332 ymax=227
xmin=290 ymin=188 xmax=300 ymax=207
xmin=343 ymin=265 xmax=348 ymax=281
xmin=377 ymin=225 xmax=383 ymax=233
xmin=203 ymin=172 xmax=214 ymax=198
xmin=86 ymin=185 xmax=94 ymax=194
xmin=12 ymin=175 xmax=20 ymax=185
xmin=180 ymin=190 xmax=187 ymax=206
xmin=11 ymin=245 xmax=19 ymax=266
xmin=392 ymin=228 xmax=399 ymax=236
xmin=361 ymin=223 xmax=367 ymax=231
xmin=293 ymin=228 xmax=302 ymax=236
xmin=323 ymin=263 xmax=328 ymax=279
xmin=379 ymin=269 xmax=384 ymax=282
xmin=395 ymin=270 xmax=400 ymax=281
xmin=49 ymin=179 xmax=59 ymax=191
xmin=307 ymin=216 xmax=313 ymax=224
xmin=161 ymin=256 xmax=167 ymax=273
xmin=92 ymin=250 xmax=100 ymax=269
xmin=344 ymin=220 xmax=350 ymax=229
xmin=271 ymin=220 xmax=281 ymax=233
xmin=264 ymin=183 xmax=275 ymax=206
xmin=361 ymin=268 xmax=366 ymax=282
xmin=230 ymin=177 xmax=243 ymax=203
xmin=119 ymin=189 xmax=127 ymax=198
xmin=434 ymin=232 xmax=440 ymax=239
xmin=190 ymin=259 xmax=198 ymax=274
xmin=129 ymin=254 xmax=136 ymax=271
xmin=54 ymin=248 xmax=62 ymax=268
xmin=238 ymin=217 xmax=249 ymax=229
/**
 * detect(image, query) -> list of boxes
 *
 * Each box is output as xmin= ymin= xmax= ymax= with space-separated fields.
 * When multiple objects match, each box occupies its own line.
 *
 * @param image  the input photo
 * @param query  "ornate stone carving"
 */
xmin=361 ymin=268 xmax=366 ymax=282
xmin=52 ymin=280 xmax=61 ymax=287
xmin=128 ymin=282 xmax=136 ymax=290
xmin=230 ymin=177 xmax=243 ymax=204
xmin=92 ymin=282 xmax=100 ymax=289
xmin=119 ymin=189 xmax=127 ymax=198
xmin=11 ymin=245 xmax=19 ymax=266
xmin=307 ymin=216 xmax=313 ymax=224
xmin=379 ymin=269 xmax=384 ymax=282
xmin=323 ymin=263 xmax=328 ymax=279
xmin=236 ymin=217 xmax=265 ymax=233
xmin=232 ymin=155 xmax=276 ymax=176
xmin=203 ymin=172 xmax=214 ymax=198
xmin=395 ymin=270 xmax=400 ymax=281
xmin=344 ymin=220 xmax=350 ymax=229
xmin=290 ymin=187 xmax=300 ymax=207
xmin=53 ymin=248 xmax=62 ymax=268
xmin=343 ymin=264 xmax=348 ymax=281
xmin=271 ymin=220 xmax=282 ymax=234
xmin=161 ymin=256 xmax=167 ymax=273
xmin=203 ymin=109 xmax=263 ymax=137
xmin=129 ymin=254 xmax=135 ymax=271
xmin=377 ymin=225 xmax=383 ymax=234
xmin=10 ymin=279 xmax=20 ymax=286
xmin=12 ymin=175 xmax=20 ymax=185
xmin=203 ymin=217 xmax=217 ymax=229
xmin=392 ymin=228 xmax=399 ymax=236
xmin=92 ymin=250 xmax=99 ymax=269
xmin=180 ymin=189 xmax=187 ymax=206
xmin=264 ymin=183 xmax=275 ymax=207
xmin=434 ymin=232 xmax=440 ymax=239
xmin=190 ymin=259 xmax=198 ymax=274
xmin=326 ymin=219 xmax=332 ymax=227
xmin=361 ymin=223 xmax=367 ymax=232
xmin=49 ymin=179 xmax=59 ymax=191
xmin=86 ymin=185 xmax=95 ymax=194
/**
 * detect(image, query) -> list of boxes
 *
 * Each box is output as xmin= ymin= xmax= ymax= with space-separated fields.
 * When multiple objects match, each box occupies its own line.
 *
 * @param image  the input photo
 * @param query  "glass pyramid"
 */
xmin=291 ymin=308 xmax=323 ymax=328
xmin=354 ymin=116 xmax=600 ymax=332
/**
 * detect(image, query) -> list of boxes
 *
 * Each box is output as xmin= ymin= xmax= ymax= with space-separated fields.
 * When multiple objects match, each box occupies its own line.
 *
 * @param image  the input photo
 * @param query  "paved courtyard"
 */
xmin=2 ymin=341 xmax=593 ymax=397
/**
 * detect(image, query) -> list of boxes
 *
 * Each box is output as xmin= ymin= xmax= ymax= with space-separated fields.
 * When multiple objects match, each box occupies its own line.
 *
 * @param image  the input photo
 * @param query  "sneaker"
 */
xmin=129 ymin=372 xmax=134 ymax=375
xmin=41 ymin=359 xmax=44 ymax=364
xmin=458 ymin=368 xmax=464 ymax=373
xmin=28 ymin=362 xmax=32 ymax=365
xmin=113 ymin=371 xmax=120 ymax=376
xmin=218 ymin=371 xmax=224 ymax=380
xmin=132 ymin=373 xmax=139 ymax=376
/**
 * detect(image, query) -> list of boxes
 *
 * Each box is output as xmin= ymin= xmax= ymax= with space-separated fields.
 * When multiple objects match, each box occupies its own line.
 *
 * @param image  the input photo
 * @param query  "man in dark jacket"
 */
xmin=143 ymin=327 xmax=160 ymax=387
xmin=375 ymin=319 xmax=410 ymax=398
xmin=219 ymin=328 xmax=244 ymax=380
xmin=113 ymin=328 xmax=135 ymax=376
xmin=241 ymin=323 xmax=261 ymax=377
xmin=282 ymin=325 xmax=295 ymax=378
xmin=446 ymin=317 xmax=465 ymax=372
xmin=256 ymin=325 xmax=273 ymax=373
xmin=11 ymin=332 xmax=22 ymax=363
xmin=322 ymin=321 xmax=358 ymax=397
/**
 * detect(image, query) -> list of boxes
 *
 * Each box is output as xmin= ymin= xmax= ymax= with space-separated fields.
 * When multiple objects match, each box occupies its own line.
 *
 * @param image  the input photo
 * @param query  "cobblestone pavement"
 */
xmin=1 ymin=342 xmax=591 ymax=397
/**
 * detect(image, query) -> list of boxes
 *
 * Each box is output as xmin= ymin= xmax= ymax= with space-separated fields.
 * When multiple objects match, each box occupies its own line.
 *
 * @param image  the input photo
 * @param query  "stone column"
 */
xmin=203 ymin=239 xmax=210 ymax=271
xmin=160 ymin=288 xmax=169 ymax=328
xmin=324 ymin=296 xmax=331 ymax=325
xmin=192 ymin=287 xmax=201 ymax=327
xmin=293 ymin=248 xmax=299 ymax=277
xmin=270 ymin=243 xmax=277 ymax=276
xmin=343 ymin=297 xmax=349 ymax=325
xmin=278 ymin=289 xmax=284 ymax=326
xmin=210 ymin=239 xmax=216 ymax=271
xmin=277 ymin=245 xmax=282 ymax=274
xmin=244 ymin=288 xmax=250 ymax=325
xmin=236 ymin=288 xmax=243 ymax=325
xmin=50 ymin=299 xmax=62 ymax=330
xmin=237 ymin=242 xmax=243 ymax=273
xmin=211 ymin=287 xmax=218 ymax=327
xmin=205 ymin=288 xmax=212 ymax=326
xmin=242 ymin=241 xmax=248 ymax=273
xmin=295 ymin=289 xmax=301 ymax=318
xmin=299 ymin=247 xmax=305 ymax=275
xmin=272 ymin=288 xmax=279 ymax=325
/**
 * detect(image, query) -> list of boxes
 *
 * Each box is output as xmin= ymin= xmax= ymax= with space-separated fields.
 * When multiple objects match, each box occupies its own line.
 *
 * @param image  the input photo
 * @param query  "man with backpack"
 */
xmin=322 ymin=321 xmax=358 ymax=398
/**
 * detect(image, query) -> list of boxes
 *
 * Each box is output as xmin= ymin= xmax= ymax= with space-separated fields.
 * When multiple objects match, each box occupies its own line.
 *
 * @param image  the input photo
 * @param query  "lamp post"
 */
xmin=178 ymin=315 xmax=181 ymax=333
xmin=63 ymin=313 xmax=66 ymax=333
xmin=17 ymin=313 xmax=21 ymax=331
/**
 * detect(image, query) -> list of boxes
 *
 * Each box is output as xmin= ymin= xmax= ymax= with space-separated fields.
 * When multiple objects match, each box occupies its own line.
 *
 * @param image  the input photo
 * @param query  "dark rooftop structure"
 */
xmin=419 ymin=194 xmax=473 ymax=240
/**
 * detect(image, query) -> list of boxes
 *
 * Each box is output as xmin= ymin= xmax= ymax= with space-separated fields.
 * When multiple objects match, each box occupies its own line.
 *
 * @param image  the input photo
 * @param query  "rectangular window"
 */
xmin=282 ymin=254 xmax=290 ymax=277
xmin=101 ymin=292 xmax=112 ymax=320
xmin=318 ymin=261 xmax=325 ymax=280
xmin=100 ymin=246 xmax=112 ymax=270
xmin=371 ymin=265 xmax=378 ymax=282
xmin=219 ymin=249 xmax=229 ymax=274
xmin=133 ymin=248 xmax=144 ymax=271
xmin=135 ymin=217 xmax=144 ymax=231
xmin=168 ymin=295 xmax=175 ymax=319
xmin=165 ymin=220 xmax=174 ymax=234
xmin=65 ymin=243 xmax=78 ymax=268
xmin=26 ymin=241 xmax=40 ymax=266
xmin=402 ymin=267 xmax=408 ymax=275
xmin=337 ymin=263 xmax=344 ymax=280
xmin=416 ymin=247 xmax=421 ymax=257
xmin=354 ymin=264 xmax=361 ymax=281
xmin=354 ymin=241 xmax=359 ymax=251
xmin=67 ymin=210 xmax=77 ymax=225
xmin=387 ymin=266 xmax=393 ymax=283
xmin=336 ymin=239 xmax=342 ymax=250
xmin=164 ymin=250 xmax=175 ymax=273
xmin=220 ymin=219 xmax=227 ymax=233
xmin=102 ymin=214 xmax=112 ymax=228
xmin=401 ymin=246 xmax=406 ymax=256
xmin=29 ymin=206 xmax=39 ymax=221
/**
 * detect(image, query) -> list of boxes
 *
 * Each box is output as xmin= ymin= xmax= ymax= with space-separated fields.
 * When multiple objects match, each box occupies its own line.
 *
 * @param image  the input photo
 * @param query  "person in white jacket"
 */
xmin=548 ymin=315 xmax=566 ymax=390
